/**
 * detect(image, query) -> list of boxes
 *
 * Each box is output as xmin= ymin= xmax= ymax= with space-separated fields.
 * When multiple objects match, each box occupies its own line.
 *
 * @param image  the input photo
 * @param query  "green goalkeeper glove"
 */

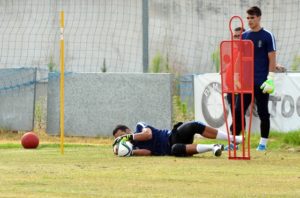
xmin=112 ymin=134 xmax=134 ymax=147
xmin=120 ymin=134 xmax=133 ymax=141
xmin=260 ymin=72 xmax=275 ymax=94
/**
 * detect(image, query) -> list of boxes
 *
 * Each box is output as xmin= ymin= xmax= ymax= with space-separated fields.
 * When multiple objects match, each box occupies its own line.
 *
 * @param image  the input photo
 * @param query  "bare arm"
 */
xmin=113 ymin=147 xmax=151 ymax=156
xmin=268 ymin=51 xmax=276 ymax=72
xmin=133 ymin=127 xmax=152 ymax=141
xmin=132 ymin=149 xmax=152 ymax=156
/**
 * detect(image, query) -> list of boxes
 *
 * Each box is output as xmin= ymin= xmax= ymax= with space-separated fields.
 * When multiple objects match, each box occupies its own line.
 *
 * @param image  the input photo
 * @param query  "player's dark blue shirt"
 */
xmin=132 ymin=122 xmax=171 ymax=155
xmin=242 ymin=28 xmax=276 ymax=85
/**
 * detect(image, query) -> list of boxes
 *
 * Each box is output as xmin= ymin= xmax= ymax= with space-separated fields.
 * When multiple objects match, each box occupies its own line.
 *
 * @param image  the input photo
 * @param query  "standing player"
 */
xmin=112 ymin=121 xmax=243 ymax=157
xmin=224 ymin=27 xmax=246 ymax=151
xmin=225 ymin=27 xmax=246 ymax=113
xmin=232 ymin=6 xmax=276 ymax=151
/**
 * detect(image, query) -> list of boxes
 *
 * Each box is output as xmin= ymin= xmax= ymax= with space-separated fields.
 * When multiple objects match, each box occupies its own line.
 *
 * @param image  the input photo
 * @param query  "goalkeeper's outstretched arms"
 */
xmin=112 ymin=125 xmax=152 ymax=142
xmin=112 ymin=124 xmax=153 ymax=156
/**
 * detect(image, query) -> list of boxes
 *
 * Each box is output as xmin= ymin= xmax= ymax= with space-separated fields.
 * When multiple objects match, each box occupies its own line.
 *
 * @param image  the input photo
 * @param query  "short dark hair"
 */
xmin=112 ymin=124 xmax=129 ymax=136
xmin=234 ymin=27 xmax=245 ymax=32
xmin=247 ymin=6 xmax=262 ymax=17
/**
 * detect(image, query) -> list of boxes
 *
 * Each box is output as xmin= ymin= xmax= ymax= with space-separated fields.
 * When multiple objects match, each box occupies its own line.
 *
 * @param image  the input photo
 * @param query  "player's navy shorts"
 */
xmin=170 ymin=121 xmax=206 ymax=145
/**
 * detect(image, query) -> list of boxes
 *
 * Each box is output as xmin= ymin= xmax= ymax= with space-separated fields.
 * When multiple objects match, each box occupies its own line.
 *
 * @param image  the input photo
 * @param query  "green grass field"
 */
xmin=0 ymin=131 xmax=300 ymax=198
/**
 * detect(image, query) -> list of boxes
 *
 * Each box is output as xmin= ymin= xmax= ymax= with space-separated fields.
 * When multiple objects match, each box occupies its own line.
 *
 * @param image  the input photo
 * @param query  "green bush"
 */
xmin=211 ymin=48 xmax=220 ymax=72
xmin=149 ymin=52 xmax=170 ymax=73
xmin=172 ymin=95 xmax=194 ymax=124
xmin=34 ymin=97 xmax=46 ymax=129
xmin=47 ymin=55 xmax=57 ymax=72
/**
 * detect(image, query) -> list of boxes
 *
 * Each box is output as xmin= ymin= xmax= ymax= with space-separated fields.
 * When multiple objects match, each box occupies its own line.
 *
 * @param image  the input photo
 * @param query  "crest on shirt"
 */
xmin=258 ymin=40 xmax=262 ymax=48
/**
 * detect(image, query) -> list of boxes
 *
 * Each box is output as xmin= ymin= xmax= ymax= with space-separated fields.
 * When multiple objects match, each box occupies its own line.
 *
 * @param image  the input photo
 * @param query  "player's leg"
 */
xmin=202 ymin=124 xmax=243 ymax=143
xmin=225 ymin=93 xmax=251 ymax=150
xmin=255 ymin=86 xmax=270 ymax=150
xmin=228 ymin=93 xmax=246 ymax=133
xmin=232 ymin=93 xmax=252 ymax=135
xmin=170 ymin=121 xmax=204 ymax=144
xmin=226 ymin=93 xmax=233 ymax=114
xmin=227 ymin=93 xmax=236 ymax=133
xmin=171 ymin=143 xmax=224 ymax=157
xmin=171 ymin=121 xmax=242 ymax=144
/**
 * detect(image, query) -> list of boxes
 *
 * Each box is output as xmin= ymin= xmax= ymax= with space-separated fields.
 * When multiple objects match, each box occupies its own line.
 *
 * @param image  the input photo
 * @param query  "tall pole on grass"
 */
xmin=59 ymin=10 xmax=65 ymax=154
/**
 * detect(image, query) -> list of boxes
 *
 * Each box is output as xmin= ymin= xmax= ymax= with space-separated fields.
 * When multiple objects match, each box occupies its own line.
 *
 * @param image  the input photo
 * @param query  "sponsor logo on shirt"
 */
xmin=258 ymin=40 xmax=262 ymax=48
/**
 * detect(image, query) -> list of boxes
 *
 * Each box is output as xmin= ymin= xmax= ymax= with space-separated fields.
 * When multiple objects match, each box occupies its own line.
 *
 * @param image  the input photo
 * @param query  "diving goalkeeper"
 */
xmin=112 ymin=121 xmax=243 ymax=157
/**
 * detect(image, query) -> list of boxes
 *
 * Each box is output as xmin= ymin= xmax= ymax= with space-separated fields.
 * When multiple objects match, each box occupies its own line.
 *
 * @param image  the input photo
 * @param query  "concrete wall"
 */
xmin=0 ymin=68 xmax=36 ymax=131
xmin=47 ymin=73 xmax=173 ymax=137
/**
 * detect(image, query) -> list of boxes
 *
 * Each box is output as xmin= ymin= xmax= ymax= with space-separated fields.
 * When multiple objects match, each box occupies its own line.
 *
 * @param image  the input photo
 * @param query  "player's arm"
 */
xmin=260 ymin=50 xmax=276 ymax=94
xmin=114 ymin=127 xmax=152 ymax=143
xmin=268 ymin=51 xmax=276 ymax=72
xmin=133 ymin=127 xmax=152 ymax=141
xmin=261 ymin=32 xmax=276 ymax=94
xmin=132 ymin=149 xmax=151 ymax=156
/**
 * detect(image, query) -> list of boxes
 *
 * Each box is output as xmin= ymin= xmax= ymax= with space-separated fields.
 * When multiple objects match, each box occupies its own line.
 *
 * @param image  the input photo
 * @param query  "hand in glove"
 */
xmin=112 ymin=134 xmax=134 ymax=147
xmin=260 ymin=72 xmax=275 ymax=94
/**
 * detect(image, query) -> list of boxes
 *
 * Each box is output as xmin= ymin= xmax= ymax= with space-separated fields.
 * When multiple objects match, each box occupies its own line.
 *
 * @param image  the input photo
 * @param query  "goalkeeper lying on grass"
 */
xmin=112 ymin=121 xmax=243 ymax=157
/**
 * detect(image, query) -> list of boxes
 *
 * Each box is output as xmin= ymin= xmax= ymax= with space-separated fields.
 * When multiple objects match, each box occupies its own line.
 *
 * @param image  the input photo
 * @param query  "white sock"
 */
xmin=259 ymin=138 xmax=268 ymax=146
xmin=216 ymin=130 xmax=228 ymax=141
xmin=216 ymin=130 xmax=242 ymax=143
xmin=196 ymin=144 xmax=214 ymax=153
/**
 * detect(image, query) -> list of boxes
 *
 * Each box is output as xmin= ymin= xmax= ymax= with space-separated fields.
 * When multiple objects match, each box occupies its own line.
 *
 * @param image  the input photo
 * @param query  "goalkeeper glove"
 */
xmin=260 ymin=72 xmax=275 ymax=94
xmin=112 ymin=134 xmax=134 ymax=147
xmin=120 ymin=134 xmax=134 ymax=141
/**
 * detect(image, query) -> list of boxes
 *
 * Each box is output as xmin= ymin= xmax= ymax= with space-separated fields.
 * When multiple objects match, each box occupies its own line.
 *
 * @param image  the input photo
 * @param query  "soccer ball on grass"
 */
xmin=117 ymin=140 xmax=133 ymax=157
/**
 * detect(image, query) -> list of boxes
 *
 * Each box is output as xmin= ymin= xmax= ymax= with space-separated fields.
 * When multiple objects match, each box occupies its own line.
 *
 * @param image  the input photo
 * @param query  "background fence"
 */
xmin=0 ymin=0 xmax=300 ymax=132
xmin=1 ymin=0 xmax=300 ymax=74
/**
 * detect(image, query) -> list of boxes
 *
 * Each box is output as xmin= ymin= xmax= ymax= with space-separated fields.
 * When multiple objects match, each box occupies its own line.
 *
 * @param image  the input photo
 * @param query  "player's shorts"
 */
xmin=170 ymin=121 xmax=206 ymax=145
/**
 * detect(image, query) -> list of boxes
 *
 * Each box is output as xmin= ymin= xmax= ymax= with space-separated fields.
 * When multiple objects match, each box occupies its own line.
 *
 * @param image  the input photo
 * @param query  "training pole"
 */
xmin=220 ymin=16 xmax=254 ymax=160
xmin=60 ymin=10 xmax=65 ymax=155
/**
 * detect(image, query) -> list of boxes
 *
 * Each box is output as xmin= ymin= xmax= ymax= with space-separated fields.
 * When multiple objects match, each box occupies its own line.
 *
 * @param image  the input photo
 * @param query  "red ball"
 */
xmin=21 ymin=132 xmax=39 ymax=149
